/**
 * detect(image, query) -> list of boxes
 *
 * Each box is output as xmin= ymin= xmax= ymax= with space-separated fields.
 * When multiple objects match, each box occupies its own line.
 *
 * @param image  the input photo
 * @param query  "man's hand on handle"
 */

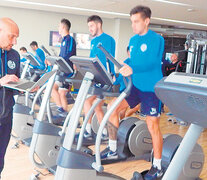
xmin=119 ymin=63 xmax=133 ymax=77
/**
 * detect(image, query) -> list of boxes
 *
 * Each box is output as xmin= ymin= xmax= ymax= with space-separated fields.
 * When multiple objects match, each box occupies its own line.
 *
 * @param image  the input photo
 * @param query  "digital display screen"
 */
xmin=49 ymin=31 xmax=91 ymax=49
xmin=189 ymin=79 xmax=203 ymax=84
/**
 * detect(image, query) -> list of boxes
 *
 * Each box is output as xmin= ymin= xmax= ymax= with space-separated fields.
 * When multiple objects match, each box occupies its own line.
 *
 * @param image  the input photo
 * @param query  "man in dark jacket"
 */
xmin=0 ymin=17 xmax=20 ymax=177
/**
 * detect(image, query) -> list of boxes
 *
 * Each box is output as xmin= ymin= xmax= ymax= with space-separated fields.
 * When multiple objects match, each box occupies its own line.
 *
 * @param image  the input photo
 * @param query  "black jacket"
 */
xmin=0 ymin=48 xmax=20 ymax=124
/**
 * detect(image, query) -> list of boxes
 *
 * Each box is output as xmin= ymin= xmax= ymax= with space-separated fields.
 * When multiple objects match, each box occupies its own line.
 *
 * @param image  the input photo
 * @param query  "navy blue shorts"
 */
xmin=55 ymin=72 xmax=73 ymax=90
xmin=125 ymin=85 xmax=161 ymax=117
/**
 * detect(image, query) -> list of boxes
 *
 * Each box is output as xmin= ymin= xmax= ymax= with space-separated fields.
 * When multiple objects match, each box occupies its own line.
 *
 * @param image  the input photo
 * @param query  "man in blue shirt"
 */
xmin=30 ymin=41 xmax=46 ymax=70
xmin=0 ymin=18 xmax=20 ymax=177
xmin=51 ymin=18 xmax=76 ymax=117
xmin=83 ymin=15 xmax=115 ymax=139
xmin=101 ymin=6 xmax=164 ymax=180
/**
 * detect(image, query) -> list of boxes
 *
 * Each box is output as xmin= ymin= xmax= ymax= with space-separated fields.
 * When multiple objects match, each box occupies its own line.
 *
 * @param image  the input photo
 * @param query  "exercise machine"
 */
xmin=12 ymin=53 xmax=46 ymax=147
xmin=131 ymin=72 xmax=205 ymax=180
xmin=54 ymin=44 xmax=153 ymax=179
xmin=29 ymin=56 xmax=90 ymax=179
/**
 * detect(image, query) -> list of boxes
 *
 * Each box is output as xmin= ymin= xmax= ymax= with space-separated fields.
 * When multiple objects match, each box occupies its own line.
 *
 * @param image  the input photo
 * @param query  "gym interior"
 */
xmin=0 ymin=0 xmax=207 ymax=180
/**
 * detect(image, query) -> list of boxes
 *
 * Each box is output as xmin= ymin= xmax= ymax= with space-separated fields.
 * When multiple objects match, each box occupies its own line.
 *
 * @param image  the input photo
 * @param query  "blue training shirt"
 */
xmin=34 ymin=48 xmax=46 ymax=70
xmin=90 ymin=33 xmax=115 ymax=76
xmin=128 ymin=29 xmax=164 ymax=92
xmin=113 ymin=58 xmax=130 ymax=92
xmin=59 ymin=34 xmax=76 ymax=69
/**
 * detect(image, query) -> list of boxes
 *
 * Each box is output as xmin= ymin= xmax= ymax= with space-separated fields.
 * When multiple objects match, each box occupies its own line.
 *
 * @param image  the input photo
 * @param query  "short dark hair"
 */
xmin=20 ymin=47 xmax=27 ymax=52
xmin=130 ymin=5 xmax=151 ymax=19
xmin=61 ymin=18 xmax=71 ymax=31
xmin=87 ymin=15 xmax=103 ymax=25
xmin=30 ymin=41 xmax=38 ymax=47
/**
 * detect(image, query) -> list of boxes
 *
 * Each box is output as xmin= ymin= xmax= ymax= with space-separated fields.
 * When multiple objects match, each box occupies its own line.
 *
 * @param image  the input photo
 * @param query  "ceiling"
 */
xmin=0 ymin=0 xmax=207 ymax=30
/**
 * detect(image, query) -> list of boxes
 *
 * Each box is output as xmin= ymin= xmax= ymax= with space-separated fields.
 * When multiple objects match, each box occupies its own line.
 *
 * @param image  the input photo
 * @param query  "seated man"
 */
xmin=101 ymin=6 xmax=164 ymax=180
xmin=30 ymin=41 xmax=46 ymax=70
xmin=51 ymin=18 xmax=76 ymax=117
xmin=164 ymin=53 xmax=184 ymax=76
xmin=19 ymin=46 xmax=27 ymax=63
xmin=19 ymin=46 xmax=45 ymax=81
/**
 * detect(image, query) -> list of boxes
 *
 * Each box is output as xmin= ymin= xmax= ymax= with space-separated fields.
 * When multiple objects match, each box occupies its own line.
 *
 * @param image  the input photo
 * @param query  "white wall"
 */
xmin=0 ymin=6 xmax=133 ymax=62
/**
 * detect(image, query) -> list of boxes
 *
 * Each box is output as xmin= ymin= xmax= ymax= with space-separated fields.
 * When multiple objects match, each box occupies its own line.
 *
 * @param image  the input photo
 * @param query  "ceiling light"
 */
xmin=1 ymin=0 xmax=129 ymax=16
xmin=1 ymin=0 xmax=207 ymax=27
xmin=152 ymin=17 xmax=207 ymax=27
xmin=150 ymin=0 xmax=191 ymax=6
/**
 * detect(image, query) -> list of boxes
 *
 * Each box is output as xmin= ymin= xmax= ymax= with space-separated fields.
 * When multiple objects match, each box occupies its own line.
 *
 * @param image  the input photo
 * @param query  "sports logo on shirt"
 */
xmin=91 ymin=44 xmax=94 ymax=50
xmin=140 ymin=44 xmax=147 ymax=52
xmin=130 ymin=46 xmax=133 ymax=52
xmin=62 ymin=41 xmax=66 ymax=46
xmin=150 ymin=108 xmax=157 ymax=115
xmin=7 ymin=60 xmax=16 ymax=69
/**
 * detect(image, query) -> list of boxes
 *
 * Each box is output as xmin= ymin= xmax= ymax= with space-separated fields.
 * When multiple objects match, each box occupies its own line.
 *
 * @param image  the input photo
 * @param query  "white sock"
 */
xmin=153 ymin=158 xmax=162 ymax=170
xmin=86 ymin=123 xmax=91 ymax=134
xmin=103 ymin=128 xmax=107 ymax=136
xmin=109 ymin=139 xmax=117 ymax=152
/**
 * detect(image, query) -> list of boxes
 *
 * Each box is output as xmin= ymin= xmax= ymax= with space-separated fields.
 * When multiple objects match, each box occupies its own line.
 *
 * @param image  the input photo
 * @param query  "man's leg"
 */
xmin=101 ymin=85 xmax=141 ymax=159
xmin=83 ymin=95 xmax=97 ymax=136
xmin=141 ymin=92 xmax=163 ymax=180
xmin=125 ymin=104 xmax=140 ymax=117
xmin=59 ymin=88 xmax=69 ymax=111
xmin=101 ymin=98 xmax=129 ymax=159
xmin=51 ymin=83 xmax=62 ymax=107
xmin=93 ymin=100 xmax=108 ymax=136
xmin=0 ymin=119 xmax=12 ymax=176
xmin=146 ymin=116 xmax=163 ymax=160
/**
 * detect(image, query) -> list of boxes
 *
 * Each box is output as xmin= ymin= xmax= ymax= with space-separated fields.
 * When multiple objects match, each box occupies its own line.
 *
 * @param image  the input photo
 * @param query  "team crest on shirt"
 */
xmin=91 ymin=44 xmax=94 ymax=50
xmin=130 ymin=46 xmax=133 ymax=52
xmin=150 ymin=108 xmax=157 ymax=115
xmin=62 ymin=41 xmax=66 ymax=46
xmin=140 ymin=43 xmax=147 ymax=52
xmin=7 ymin=60 xmax=16 ymax=69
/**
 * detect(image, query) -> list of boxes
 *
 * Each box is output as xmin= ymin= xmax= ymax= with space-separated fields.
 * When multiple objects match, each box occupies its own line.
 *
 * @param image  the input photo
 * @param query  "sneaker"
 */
xmin=144 ymin=165 xmax=164 ymax=180
xmin=83 ymin=131 xmax=92 ymax=139
xmin=57 ymin=107 xmax=68 ymax=117
xmin=100 ymin=147 xmax=118 ymax=160
xmin=57 ymin=107 xmax=65 ymax=113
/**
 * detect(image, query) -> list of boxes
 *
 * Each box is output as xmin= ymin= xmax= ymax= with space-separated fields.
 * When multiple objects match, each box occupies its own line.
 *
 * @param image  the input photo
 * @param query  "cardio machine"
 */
xmin=76 ymin=44 xmax=153 ymax=162
xmin=29 ymin=56 xmax=91 ymax=179
xmin=131 ymin=72 xmax=205 ymax=180
xmin=12 ymin=53 xmax=46 ymax=147
xmin=54 ymin=46 xmax=153 ymax=180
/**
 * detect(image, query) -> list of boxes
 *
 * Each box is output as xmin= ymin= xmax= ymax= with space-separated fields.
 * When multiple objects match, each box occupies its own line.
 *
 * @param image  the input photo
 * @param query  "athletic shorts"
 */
xmin=125 ymin=85 xmax=161 ymax=117
xmin=55 ymin=72 xmax=73 ymax=90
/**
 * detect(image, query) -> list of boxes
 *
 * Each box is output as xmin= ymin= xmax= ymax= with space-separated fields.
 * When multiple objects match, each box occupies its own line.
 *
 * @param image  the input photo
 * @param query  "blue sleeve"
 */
xmin=130 ymin=37 xmax=164 ymax=74
xmin=46 ymin=65 xmax=52 ymax=73
xmin=124 ymin=58 xmax=130 ymax=65
xmin=20 ymin=58 xmax=27 ymax=62
xmin=35 ymin=49 xmax=45 ymax=70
